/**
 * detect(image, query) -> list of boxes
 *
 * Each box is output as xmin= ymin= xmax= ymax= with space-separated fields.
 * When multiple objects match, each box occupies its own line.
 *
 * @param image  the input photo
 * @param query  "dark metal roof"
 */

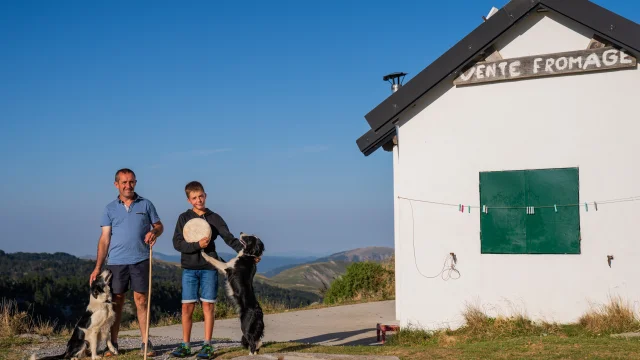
xmin=356 ymin=0 xmax=640 ymax=156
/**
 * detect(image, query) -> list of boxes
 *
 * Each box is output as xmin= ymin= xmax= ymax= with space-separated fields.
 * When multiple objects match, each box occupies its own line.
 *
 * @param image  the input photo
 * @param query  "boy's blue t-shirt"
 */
xmin=100 ymin=194 xmax=161 ymax=265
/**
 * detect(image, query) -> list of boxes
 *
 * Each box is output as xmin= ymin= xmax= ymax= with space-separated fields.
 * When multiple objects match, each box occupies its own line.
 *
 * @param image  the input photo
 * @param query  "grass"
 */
xmin=7 ymin=297 xmax=640 ymax=360
xmin=7 ymin=336 xmax=640 ymax=360
xmin=5 ymin=265 xmax=640 ymax=360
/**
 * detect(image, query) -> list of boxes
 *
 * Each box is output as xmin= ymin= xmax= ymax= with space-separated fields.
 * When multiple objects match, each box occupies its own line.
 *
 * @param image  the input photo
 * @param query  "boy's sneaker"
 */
xmin=140 ymin=340 xmax=156 ymax=357
xmin=197 ymin=344 xmax=215 ymax=359
xmin=170 ymin=343 xmax=192 ymax=358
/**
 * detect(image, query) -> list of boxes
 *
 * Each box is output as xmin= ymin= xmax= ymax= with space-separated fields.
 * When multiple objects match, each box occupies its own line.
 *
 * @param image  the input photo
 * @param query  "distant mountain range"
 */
xmin=262 ymin=246 xmax=395 ymax=278
xmin=80 ymin=252 xmax=318 ymax=274
xmin=80 ymin=246 xmax=395 ymax=296
xmin=257 ymin=246 xmax=395 ymax=294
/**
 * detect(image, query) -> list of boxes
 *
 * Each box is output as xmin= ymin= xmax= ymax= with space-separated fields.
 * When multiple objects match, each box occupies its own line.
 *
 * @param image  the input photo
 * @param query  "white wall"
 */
xmin=394 ymin=11 xmax=640 ymax=329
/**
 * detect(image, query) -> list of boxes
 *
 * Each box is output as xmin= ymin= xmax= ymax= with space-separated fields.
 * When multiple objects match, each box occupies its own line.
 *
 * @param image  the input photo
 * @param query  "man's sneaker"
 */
xmin=170 ymin=343 xmax=192 ymax=358
xmin=197 ymin=344 xmax=215 ymax=359
xmin=103 ymin=343 xmax=118 ymax=357
xmin=141 ymin=340 xmax=156 ymax=357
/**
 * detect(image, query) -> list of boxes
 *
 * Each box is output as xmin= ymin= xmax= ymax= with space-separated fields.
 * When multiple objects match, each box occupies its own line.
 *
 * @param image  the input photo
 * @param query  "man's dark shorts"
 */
xmin=106 ymin=259 xmax=149 ymax=294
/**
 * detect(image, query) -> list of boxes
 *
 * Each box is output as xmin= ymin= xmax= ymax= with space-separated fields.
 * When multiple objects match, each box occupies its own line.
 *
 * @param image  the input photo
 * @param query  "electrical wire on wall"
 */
xmin=406 ymin=199 xmax=461 ymax=281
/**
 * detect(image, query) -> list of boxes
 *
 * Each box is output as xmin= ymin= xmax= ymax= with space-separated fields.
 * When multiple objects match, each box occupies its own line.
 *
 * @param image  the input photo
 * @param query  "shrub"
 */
xmin=323 ymin=261 xmax=394 ymax=305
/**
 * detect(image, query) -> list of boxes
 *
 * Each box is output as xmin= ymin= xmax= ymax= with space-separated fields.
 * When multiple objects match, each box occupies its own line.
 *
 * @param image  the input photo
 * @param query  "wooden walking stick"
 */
xmin=144 ymin=246 xmax=153 ymax=360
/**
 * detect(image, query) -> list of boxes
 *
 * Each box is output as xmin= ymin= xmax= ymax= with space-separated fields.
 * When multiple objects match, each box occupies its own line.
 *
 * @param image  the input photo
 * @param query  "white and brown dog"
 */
xmin=30 ymin=269 xmax=117 ymax=360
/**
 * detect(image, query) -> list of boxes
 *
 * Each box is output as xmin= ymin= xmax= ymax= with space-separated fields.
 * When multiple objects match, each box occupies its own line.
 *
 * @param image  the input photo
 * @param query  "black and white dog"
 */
xmin=30 ymin=269 xmax=117 ymax=360
xmin=201 ymin=232 xmax=265 ymax=355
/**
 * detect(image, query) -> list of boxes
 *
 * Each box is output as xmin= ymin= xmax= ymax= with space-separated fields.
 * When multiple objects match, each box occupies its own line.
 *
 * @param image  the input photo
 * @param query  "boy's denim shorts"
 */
xmin=182 ymin=269 xmax=218 ymax=303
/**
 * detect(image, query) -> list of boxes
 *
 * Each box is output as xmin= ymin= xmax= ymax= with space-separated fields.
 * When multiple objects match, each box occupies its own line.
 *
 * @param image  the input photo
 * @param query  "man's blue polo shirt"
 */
xmin=100 ymin=193 xmax=161 ymax=265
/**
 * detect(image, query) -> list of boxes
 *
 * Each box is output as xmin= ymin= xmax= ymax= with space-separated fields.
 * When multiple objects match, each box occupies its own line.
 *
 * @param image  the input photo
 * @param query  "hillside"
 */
xmin=257 ymin=261 xmax=349 ymax=294
xmin=263 ymin=246 xmax=394 ymax=278
xmin=259 ymin=247 xmax=395 ymax=294
xmin=316 ymin=246 xmax=394 ymax=263
xmin=0 ymin=250 xmax=321 ymax=329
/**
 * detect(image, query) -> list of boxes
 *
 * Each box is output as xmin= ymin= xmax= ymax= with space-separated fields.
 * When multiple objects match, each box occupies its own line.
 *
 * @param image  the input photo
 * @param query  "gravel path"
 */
xmin=122 ymin=301 xmax=397 ymax=346
xmin=23 ymin=335 xmax=242 ymax=360
xmin=25 ymin=301 xmax=396 ymax=359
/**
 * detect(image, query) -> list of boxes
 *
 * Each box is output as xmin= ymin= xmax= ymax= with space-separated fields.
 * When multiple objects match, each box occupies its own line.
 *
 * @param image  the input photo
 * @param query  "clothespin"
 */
xmin=594 ymin=202 xmax=598 ymax=211
xmin=482 ymin=205 xmax=488 ymax=214
xmin=461 ymin=205 xmax=465 ymax=213
xmin=585 ymin=202 xmax=588 ymax=212
xmin=554 ymin=204 xmax=558 ymax=213
xmin=458 ymin=204 xmax=462 ymax=212
xmin=526 ymin=206 xmax=535 ymax=215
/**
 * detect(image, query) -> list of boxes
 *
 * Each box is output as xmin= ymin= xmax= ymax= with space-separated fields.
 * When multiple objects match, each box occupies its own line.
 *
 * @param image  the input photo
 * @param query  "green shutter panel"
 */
xmin=479 ymin=167 xmax=581 ymax=255
xmin=479 ymin=170 xmax=527 ymax=254
xmin=525 ymin=168 xmax=580 ymax=254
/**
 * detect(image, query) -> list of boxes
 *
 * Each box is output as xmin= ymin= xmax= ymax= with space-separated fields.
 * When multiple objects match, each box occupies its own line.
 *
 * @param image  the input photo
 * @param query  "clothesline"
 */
xmin=397 ymin=195 xmax=640 ymax=212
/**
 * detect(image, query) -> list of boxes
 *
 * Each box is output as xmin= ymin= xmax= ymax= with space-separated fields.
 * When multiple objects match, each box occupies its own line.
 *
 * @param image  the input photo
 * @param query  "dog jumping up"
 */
xmin=200 ymin=232 xmax=265 ymax=355
xmin=30 ymin=269 xmax=117 ymax=360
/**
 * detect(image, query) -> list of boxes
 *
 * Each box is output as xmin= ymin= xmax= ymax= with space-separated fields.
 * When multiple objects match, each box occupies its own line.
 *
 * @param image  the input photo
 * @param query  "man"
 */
xmin=89 ymin=168 xmax=164 ymax=356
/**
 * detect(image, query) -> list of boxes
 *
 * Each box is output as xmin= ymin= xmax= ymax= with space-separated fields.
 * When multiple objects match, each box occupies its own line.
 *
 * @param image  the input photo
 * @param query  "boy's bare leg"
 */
xmin=182 ymin=303 xmax=196 ymax=343
xmin=202 ymin=302 xmax=215 ymax=342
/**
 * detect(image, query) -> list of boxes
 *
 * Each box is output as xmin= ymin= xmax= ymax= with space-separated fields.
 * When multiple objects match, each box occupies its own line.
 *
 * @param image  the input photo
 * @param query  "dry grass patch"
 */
xmin=579 ymin=295 xmax=640 ymax=335
xmin=0 ymin=298 xmax=61 ymax=339
xmin=455 ymin=303 xmax=560 ymax=341
xmin=0 ymin=299 xmax=31 ymax=337
xmin=386 ymin=303 xmax=562 ymax=347
xmin=30 ymin=316 xmax=57 ymax=337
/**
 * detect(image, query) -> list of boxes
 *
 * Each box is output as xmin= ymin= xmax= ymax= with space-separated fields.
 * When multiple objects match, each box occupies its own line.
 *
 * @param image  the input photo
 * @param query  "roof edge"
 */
xmin=356 ymin=0 xmax=640 ymax=156
xmin=362 ymin=0 xmax=540 ymax=132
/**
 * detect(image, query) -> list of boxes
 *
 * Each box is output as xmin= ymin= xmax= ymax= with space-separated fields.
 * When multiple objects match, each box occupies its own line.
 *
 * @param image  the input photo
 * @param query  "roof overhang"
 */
xmin=356 ymin=0 xmax=640 ymax=156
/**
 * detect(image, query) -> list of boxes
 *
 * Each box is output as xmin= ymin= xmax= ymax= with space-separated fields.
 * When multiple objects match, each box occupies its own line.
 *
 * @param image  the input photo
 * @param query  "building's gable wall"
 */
xmin=393 ymin=11 xmax=640 ymax=329
xmin=494 ymin=12 xmax=593 ymax=58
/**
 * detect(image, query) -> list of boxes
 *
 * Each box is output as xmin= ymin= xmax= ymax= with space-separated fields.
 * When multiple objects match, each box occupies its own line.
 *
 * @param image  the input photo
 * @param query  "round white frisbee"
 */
xmin=183 ymin=218 xmax=212 ymax=243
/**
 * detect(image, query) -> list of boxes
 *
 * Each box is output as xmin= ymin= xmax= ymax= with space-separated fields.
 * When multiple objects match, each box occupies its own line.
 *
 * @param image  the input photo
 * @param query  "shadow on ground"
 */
xmin=291 ymin=328 xmax=377 ymax=346
xmin=112 ymin=339 xmax=244 ymax=357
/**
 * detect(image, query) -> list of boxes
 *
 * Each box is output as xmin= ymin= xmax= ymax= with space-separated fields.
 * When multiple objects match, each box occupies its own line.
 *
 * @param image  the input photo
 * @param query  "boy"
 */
xmin=171 ymin=181 xmax=255 ymax=358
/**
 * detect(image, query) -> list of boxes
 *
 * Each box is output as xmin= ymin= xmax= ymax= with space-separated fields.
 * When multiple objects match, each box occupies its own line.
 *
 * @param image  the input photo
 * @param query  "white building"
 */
xmin=356 ymin=0 xmax=640 ymax=330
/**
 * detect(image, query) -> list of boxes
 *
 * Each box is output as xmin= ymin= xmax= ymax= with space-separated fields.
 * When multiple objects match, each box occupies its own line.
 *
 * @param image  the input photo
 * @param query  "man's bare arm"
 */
xmin=90 ymin=226 xmax=111 ymax=284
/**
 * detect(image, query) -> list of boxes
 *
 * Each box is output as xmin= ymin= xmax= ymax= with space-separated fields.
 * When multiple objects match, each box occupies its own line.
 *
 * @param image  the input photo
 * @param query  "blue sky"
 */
xmin=0 ymin=0 xmax=638 ymax=258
